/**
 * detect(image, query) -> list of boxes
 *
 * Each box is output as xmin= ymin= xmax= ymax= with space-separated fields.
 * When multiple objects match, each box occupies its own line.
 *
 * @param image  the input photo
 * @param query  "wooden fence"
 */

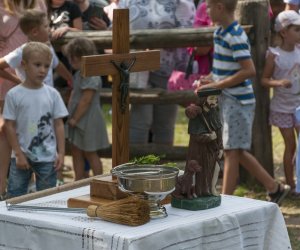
xmin=57 ymin=0 xmax=273 ymax=174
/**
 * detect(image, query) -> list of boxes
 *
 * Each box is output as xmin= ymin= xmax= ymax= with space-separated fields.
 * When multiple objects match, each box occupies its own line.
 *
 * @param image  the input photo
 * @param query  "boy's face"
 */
xmin=33 ymin=18 xmax=50 ymax=43
xmin=206 ymin=0 xmax=222 ymax=24
xmin=22 ymin=52 xmax=51 ymax=86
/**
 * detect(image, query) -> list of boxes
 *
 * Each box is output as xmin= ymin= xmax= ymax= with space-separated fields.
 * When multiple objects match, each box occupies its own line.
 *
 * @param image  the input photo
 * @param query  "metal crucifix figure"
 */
xmin=111 ymin=58 xmax=136 ymax=113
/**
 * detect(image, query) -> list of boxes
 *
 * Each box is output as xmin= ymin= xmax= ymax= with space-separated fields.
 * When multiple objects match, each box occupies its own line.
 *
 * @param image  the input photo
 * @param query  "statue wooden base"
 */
xmin=90 ymin=175 xmax=128 ymax=200
xmin=171 ymin=195 xmax=221 ymax=210
xmin=67 ymin=175 xmax=128 ymax=208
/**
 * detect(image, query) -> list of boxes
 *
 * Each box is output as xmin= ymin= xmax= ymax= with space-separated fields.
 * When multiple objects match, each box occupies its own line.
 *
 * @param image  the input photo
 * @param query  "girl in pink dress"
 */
xmin=190 ymin=1 xmax=213 ymax=76
xmin=0 ymin=0 xmax=47 ymax=200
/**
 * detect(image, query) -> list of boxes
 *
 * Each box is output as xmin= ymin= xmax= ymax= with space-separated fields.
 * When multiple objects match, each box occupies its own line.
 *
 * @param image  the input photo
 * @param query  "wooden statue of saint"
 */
xmin=172 ymin=88 xmax=222 ymax=210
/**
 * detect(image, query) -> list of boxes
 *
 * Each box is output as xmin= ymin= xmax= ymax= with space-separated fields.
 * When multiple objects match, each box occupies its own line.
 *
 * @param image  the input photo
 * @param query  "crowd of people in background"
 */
xmin=0 ymin=0 xmax=299 ymax=205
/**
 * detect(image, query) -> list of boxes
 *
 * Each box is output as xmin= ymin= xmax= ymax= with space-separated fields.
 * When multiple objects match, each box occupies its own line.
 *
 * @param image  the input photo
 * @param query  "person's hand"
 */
xmin=15 ymin=152 xmax=30 ymax=170
xmin=185 ymin=104 xmax=202 ymax=119
xmin=193 ymin=75 xmax=212 ymax=88
xmin=68 ymin=118 xmax=76 ymax=127
xmin=194 ymin=80 xmax=217 ymax=95
xmin=14 ymin=76 xmax=22 ymax=84
xmin=54 ymin=153 xmax=64 ymax=171
xmin=199 ymin=75 xmax=212 ymax=85
xmin=278 ymin=79 xmax=292 ymax=88
xmin=51 ymin=27 xmax=69 ymax=40
xmin=89 ymin=17 xmax=107 ymax=30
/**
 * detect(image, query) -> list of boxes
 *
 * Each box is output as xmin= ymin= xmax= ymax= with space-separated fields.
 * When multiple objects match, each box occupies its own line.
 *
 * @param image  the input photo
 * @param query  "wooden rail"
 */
xmin=63 ymin=88 xmax=194 ymax=160
xmin=100 ymin=88 xmax=198 ymax=105
xmin=53 ymin=26 xmax=252 ymax=50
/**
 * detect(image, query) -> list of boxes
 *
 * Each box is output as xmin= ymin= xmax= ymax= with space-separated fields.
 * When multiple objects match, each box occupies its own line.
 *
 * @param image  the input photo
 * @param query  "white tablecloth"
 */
xmin=0 ymin=186 xmax=291 ymax=250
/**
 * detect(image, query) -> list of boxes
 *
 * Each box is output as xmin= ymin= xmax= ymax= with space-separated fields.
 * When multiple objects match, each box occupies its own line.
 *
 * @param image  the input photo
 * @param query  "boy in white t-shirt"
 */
xmin=0 ymin=9 xmax=72 ymax=87
xmin=3 ymin=42 xmax=68 ymax=198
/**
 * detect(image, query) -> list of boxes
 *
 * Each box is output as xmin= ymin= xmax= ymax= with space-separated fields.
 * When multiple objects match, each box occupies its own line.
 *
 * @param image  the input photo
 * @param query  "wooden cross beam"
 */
xmin=81 ymin=9 xmax=160 ymax=167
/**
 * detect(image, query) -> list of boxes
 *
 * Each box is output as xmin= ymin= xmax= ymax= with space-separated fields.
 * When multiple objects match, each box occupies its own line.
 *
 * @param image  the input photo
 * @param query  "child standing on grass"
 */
xmin=196 ymin=0 xmax=290 ymax=204
xmin=0 ymin=9 xmax=72 ymax=193
xmin=64 ymin=37 xmax=109 ymax=180
xmin=261 ymin=10 xmax=300 ymax=197
xmin=0 ymin=0 xmax=47 ymax=201
xmin=3 ymin=42 xmax=68 ymax=198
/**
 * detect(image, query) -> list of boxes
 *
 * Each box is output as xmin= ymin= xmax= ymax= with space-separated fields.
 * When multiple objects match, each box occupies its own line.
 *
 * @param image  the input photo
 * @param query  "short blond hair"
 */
xmin=19 ymin=9 xmax=46 ymax=34
xmin=22 ymin=42 xmax=52 ymax=62
xmin=209 ymin=0 xmax=237 ymax=13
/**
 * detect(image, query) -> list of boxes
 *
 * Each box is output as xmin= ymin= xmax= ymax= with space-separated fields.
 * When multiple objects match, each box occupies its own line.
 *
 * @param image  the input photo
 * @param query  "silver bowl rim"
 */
xmin=111 ymin=163 xmax=179 ymax=180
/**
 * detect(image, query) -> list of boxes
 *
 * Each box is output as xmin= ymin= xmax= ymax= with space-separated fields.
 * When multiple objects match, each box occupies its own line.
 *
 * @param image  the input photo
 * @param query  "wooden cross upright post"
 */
xmin=81 ymin=9 xmax=160 ymax=168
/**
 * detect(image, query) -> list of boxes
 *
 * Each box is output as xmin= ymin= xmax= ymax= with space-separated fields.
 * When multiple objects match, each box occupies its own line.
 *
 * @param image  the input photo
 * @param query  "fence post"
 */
xmin=236 ymin=0 xmax=274 ymax=177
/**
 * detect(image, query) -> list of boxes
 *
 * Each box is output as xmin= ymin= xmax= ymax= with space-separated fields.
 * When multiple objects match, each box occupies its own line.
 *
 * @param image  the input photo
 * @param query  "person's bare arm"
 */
xmin=51 ymin=17 xmax=83 ymax=40
xmin=68 ymin=89 xmax=95 ymax=127
xmin=72 ymin=17 xmax=83 ymax=30
xmin=197 ymin=58 xmax=256 ymax=90
xmin=0 ymin=58 xmax=21 ymax=84
xmin=53 ymin=118 xmax=65 ymax=171
xmin=89 ymin=17 xmax=107 ymax=30
xmin=261 ymin=52 xmax=292 ymax=88
xmin=5 ymin=120 xmax=29 ymax=169
xmin=285 ymin=3 xmax=299 ymax=11
xmin=55 ymin=62 xmax=73 ymax=86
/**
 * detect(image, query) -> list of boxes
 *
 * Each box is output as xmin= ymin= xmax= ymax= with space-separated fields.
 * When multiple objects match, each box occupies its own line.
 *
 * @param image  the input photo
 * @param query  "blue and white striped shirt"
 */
xmin=213 ymin=21 xmax=255 ymax=104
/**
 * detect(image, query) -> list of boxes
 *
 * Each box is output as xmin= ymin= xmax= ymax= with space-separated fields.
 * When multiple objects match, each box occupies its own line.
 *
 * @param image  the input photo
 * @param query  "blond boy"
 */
xmin=3 ymin=42 xmax=68 ymax=198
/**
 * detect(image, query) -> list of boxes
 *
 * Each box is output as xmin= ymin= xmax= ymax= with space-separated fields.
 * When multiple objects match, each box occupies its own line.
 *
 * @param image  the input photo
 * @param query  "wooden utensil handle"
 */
xmin=86 ymin=205 xmax=100 ymax=218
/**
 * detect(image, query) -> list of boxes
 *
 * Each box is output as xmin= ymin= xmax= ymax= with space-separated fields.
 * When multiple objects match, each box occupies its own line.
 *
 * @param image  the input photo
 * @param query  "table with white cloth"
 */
xmin=0 ymin=186 xmax=291 ymax=250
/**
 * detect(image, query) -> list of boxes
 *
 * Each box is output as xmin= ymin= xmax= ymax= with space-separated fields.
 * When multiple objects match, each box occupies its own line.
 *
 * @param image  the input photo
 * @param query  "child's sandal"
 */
xmin=268 ymin=183 xmax=290 ymax=205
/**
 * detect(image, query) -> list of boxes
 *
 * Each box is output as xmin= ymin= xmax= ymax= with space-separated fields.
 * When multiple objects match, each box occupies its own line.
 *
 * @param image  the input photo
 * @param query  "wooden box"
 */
xmin=90 ymin=175 xmax=128 ymax=200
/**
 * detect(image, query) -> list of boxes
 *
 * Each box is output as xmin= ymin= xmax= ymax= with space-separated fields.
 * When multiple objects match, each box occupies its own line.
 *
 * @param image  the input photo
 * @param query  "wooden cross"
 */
xmin=81 ymin=9 xmax=160 ymax=167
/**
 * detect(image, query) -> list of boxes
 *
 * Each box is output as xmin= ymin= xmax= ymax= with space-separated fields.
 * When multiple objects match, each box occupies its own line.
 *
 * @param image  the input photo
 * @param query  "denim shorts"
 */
xmin=7 ymin=158 xmax=56 ymax=198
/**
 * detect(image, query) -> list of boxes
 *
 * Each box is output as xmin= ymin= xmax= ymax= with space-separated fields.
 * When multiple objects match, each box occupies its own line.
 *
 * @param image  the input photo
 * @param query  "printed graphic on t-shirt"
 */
xmin=27 ymin=112 xmax=54 ymax=161
xmin=51 ymin=11 xmax=70 ymax=29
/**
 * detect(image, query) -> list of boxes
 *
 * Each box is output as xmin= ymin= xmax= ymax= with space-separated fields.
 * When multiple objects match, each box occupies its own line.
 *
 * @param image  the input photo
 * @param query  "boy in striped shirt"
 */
xmin=196 ymin=0 xmax=290 ymax=203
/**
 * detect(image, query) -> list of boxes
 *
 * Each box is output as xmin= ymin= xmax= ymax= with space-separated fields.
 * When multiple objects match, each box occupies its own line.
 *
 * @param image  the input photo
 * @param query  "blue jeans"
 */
xmin=7 ymin=158 xmax=56 ymax=198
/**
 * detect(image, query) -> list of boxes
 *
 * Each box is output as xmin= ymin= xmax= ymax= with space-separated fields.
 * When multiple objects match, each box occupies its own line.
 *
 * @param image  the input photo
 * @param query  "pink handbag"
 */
xmin=167 ymin=71 xmax=200 ymax=91
xmin=167 ymin=50 xmax=200 ymax=91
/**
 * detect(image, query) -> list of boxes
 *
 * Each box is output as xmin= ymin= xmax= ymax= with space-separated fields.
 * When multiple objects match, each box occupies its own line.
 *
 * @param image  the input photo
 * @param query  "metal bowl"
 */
xmin=112 ymin=163 xmax=179 ymax=218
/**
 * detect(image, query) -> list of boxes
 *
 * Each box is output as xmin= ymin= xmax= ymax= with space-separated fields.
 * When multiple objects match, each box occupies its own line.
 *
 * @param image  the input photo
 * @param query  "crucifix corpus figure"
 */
xmin=80 ymin=9 xmax=160 ymax=167
xmin=111 ymin=58 xmax=136 ymax=114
